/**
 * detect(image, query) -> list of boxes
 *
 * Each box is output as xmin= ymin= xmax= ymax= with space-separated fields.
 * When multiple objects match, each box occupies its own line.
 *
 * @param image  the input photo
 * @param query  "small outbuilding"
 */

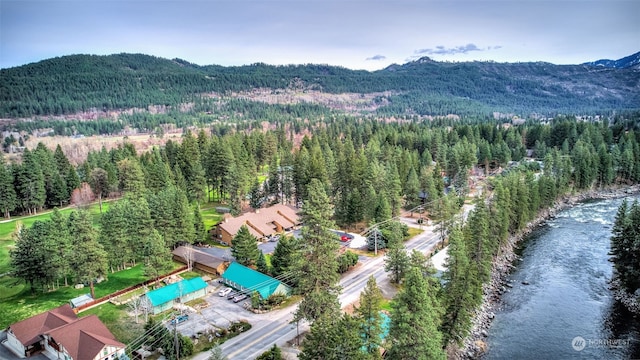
xmin=69 ymin=293 xmax=93 ymax=309
xmin=172 ymin=246 xmax=228 ymax=275
xmin=143 ymin=277 xmax=208 ymax=314
xmin=221 ymin=262 xmax=291 ymax=299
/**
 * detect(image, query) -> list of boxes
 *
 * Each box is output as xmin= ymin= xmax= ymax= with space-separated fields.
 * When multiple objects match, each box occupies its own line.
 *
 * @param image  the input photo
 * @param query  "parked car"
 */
xmin=233 ymin=293 xmax=249 ymax=303
xmin=228 ymin=291 xmax=238 ymax=300
xmin=332 ymin=230 xmax=354 ymax=242
xmin=170 ymin=314 xmax=189 ymax=325
xmin=219 ymin=287 xmax=232 ymax=297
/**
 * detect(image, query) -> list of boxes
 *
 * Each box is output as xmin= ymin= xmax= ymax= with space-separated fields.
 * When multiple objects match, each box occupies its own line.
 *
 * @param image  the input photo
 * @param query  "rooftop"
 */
xmin=222 ymin=262 xmax=288 ymax=299
xmin=145 ymin=277 xmax=208 ymax=307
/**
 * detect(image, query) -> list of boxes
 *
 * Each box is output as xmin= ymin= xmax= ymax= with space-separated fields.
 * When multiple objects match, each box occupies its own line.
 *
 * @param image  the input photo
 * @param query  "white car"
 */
xmin=218 ymin=287 xmax=232 ymax=297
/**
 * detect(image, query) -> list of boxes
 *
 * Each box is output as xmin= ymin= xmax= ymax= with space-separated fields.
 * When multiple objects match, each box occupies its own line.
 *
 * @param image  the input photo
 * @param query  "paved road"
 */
xmin=189 ymin=220 xmax=443 ymax=360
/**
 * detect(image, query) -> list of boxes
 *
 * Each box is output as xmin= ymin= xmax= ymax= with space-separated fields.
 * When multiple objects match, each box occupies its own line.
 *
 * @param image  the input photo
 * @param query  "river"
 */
xmin=485 ymin=196 xmax=640 ymax=359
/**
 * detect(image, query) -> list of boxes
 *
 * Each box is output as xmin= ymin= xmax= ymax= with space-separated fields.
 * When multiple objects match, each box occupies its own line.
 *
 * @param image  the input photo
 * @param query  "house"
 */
xmin=172 ymin=246 xmax=228 ymax=275
xmin=214 ymin=204 xmax=300 ymax=245
xmin=142 ymin=277 xmax=208 ymax=314
xmin=3 ymin=304 xmax=125 ymax=360
xmin=221 ymin=262 xmax=291 ymax=299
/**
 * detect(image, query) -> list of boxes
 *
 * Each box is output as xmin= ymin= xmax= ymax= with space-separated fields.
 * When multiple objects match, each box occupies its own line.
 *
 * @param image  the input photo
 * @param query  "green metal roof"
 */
xmin=146 ymin=277 xmax=207 ymax=307
xmin=222 ymin=262 xmax=289 ymax=299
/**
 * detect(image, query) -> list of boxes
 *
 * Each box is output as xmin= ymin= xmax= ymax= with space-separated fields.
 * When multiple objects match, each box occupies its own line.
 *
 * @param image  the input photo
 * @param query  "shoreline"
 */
xmin=456 ymin=184 xmax=640 ymax=359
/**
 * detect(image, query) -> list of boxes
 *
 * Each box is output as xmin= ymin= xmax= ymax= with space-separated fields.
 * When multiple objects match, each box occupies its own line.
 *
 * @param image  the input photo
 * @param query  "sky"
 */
xmin=1 ymin=0 xmax=639 ymax=71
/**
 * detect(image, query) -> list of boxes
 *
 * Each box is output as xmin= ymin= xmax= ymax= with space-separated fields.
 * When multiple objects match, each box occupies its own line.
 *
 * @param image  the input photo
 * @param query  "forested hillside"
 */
xmin=1 ymin=53 xmax=639 ymax=120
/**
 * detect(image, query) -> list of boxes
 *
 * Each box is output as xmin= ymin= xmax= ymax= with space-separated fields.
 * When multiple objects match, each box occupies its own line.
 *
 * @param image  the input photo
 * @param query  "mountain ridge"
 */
xmin=1 ymin=52 xmax=638 ymax=119
xmin=582 ymin=51 xmax=640 ymax=69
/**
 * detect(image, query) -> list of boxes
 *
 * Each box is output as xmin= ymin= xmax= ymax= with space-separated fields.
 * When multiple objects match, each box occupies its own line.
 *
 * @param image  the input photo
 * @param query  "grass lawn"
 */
xmin=80 ymin=302 xmax=145 ymax=344
xmin=199 ymin=202 xmax=224 ymax=234
xmin=380 ymin=298 xmax=393 ymax=311
xmin=264 ymin=254 xmax=272 ymax=267
xmin=0 ymin=262 xmax=181 ymax=329
xmin=406 ymin=227 xmax=424 ymax=239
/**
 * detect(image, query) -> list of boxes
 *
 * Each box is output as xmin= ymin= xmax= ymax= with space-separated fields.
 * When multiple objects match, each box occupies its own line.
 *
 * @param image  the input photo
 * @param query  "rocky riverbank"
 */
xmin=455 ymin=184 xmax=640 ymax=359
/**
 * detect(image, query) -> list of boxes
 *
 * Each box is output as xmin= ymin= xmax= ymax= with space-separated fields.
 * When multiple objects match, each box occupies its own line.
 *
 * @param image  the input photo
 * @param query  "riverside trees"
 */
xmin=610 ymin=199 xmax=640 ymax=295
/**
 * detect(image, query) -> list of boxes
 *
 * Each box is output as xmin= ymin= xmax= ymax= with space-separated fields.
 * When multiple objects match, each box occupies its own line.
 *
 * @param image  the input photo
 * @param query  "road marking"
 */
xmin=225 ymin=318 xmax=295 ymax=358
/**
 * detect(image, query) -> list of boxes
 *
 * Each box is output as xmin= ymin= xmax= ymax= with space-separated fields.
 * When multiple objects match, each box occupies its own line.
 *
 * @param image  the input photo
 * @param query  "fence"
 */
xmin=73 ymin=265 xmax=188 ymax=313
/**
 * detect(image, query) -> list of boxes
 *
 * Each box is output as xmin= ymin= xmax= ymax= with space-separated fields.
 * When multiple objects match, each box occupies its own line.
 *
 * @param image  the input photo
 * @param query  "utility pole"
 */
xmin=174 ymin=318 xmax=179 ymax=360
xmin=374 ymin=227 xmax=378 ymax=256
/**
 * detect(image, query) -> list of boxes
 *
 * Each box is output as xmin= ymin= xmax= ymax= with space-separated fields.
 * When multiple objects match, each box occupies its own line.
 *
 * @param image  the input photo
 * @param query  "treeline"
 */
xmin=3 ymin=116 xmax=640 ymax=224
xmin=2 ymin=53 xmax=638 ymax=119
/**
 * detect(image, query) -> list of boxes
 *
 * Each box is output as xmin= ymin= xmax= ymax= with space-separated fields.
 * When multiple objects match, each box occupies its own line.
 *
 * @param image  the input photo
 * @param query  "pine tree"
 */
xmin=49 ymin=209 xmax=72 ymax=286
xmin=15 ymin=149 xmax=46 ymax=214
xmin=89 ymin=167 xmax=109 ymax=213
xmin=68 ymin=210 xmax=108 ymax=299
xmin=367 ymin=227 xmax=386 ymax=252
xmin=10 ymin=221 xmax=56 ymax=292
xmin=117 ymin=158 xmax=146 ymax=194
xmin=387 ymin=266 xmax=446 ymax=360
xmin=0 ymin=164 xmax=17 ymax=218
xmin=270 ymin=235 xmax=301 ymax=284
xmin=193 ymin=204 xmax=207 ymax=243
xmin=404 ymin=166 xmax=421 ymax=211
xmin=299 ymin=314 xmax=367 ymax=360
xmin=257 ymin=251 xmax=269 ymax=275
xmin=441 ymin=227 xmax=474 ymax=345
xmin=143 ymin=229 xmax=173 ymax=283
xmin=231 ymin=225 xmax=260 ymax=267
xmin=294 ymin=178 xmax=341 ymax=323
xmin=384 ymin=221 xmax=410 ymax=284
xmin=610 ymin=200 xmax=640 ymax=293
xmin=355 ymin=276 xmax=384 ymax=358
xmin=256 ymin=344 xmax=282 ymax=360
xmin=99 ymin=201 xmax=133 ymax=272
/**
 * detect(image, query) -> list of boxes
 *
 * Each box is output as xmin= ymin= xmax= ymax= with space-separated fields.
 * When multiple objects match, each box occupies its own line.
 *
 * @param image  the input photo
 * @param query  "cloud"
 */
xmin=366 ymin=54 xmax=386 ymax=61
xmin=405 ymin=43 xmax=503 ymax=62
xmin=415 ymin=43 xmax=485 ymax=56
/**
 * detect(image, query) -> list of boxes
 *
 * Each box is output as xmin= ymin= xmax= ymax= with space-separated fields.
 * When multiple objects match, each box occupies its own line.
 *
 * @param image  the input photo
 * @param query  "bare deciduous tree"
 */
xmin=127 ymin=295 xmax=144 ymax=324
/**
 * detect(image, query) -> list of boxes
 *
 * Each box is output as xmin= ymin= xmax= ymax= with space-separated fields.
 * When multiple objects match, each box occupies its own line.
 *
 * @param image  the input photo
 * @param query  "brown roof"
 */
xmin=172 ymin=246 xmax=227 ymax=268
xmin=46 ymin=315 xmax=125 ymax=360
xmin=8 ymin=304 xmax=77 ymax=346
xmin=273 ymin=204 xmax=300 ymax=226
xmin=218 ymin=217 xmax=263 ymax=238
xmin=217 ymin=204 xmax=300 ymax=239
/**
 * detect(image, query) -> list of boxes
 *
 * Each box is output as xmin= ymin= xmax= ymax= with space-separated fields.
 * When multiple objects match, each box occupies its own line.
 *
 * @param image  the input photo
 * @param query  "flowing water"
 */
xmin=485 ymin=196 xmax=640 ymax=359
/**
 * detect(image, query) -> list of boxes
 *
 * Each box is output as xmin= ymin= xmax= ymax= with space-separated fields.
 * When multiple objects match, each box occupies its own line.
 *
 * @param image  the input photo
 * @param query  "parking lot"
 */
xmin=172 ymin=282 xmax=266 ymax=338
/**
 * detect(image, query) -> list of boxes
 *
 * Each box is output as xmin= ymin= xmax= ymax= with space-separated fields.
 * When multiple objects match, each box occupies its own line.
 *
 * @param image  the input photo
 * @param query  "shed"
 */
xmin=221 ymin=262 xmax=291 ymax=299
xmin=69 ymin=293 xmax=93 ymax=309
xmin=143 ymin=277 xmax=208 ymax=314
